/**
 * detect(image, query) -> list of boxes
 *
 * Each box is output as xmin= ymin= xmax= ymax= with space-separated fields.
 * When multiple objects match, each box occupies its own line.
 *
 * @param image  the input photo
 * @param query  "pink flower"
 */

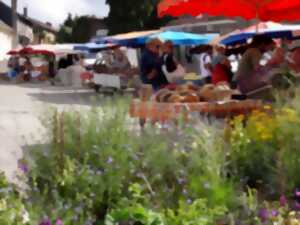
xmin=280 ymin=195 xmax=287 ymax=207
xmin=295 ymin=201 xmax=300 ymax=210
xmin=258 ymin=208 xmax=269 ymax=222
xmin=39 ymin=219 xmax=52 ymax=225
xmin=56 ymin=219 xmax=63 ymax=225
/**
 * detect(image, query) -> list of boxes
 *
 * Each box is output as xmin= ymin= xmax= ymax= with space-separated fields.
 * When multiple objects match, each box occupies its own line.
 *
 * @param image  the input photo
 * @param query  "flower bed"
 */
xmin=3 ymin=95 xmax=300 ymax=224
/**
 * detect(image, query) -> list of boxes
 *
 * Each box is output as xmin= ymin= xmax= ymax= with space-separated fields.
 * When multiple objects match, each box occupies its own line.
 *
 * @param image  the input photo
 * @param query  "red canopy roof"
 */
xmin=158 ymin=0 xmax=300 ymax=22
xmin=7 ymin=47 xmax=55 ymax=56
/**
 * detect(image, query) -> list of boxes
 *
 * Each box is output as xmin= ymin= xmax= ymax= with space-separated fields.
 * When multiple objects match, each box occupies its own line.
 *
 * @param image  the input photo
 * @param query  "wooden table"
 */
xmin=129 ymin=99 xmax=264 ymax=127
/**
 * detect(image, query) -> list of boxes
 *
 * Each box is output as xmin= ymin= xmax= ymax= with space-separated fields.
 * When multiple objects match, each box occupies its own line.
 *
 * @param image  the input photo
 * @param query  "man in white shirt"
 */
xmin=194 ymin=45 xmax=213 ymax=82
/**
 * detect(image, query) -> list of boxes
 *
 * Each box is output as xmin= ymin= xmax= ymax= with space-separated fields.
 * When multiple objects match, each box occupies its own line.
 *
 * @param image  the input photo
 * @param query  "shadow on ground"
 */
xmin=27 ymin=91 xmax=103 ymax=106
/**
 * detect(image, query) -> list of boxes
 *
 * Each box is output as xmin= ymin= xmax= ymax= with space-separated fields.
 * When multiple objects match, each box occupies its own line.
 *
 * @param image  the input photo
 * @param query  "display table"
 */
xmin=93 ymin=73 xmax=121 ymax=89
xmin=130 ymin=99 xmax=264 ymax=125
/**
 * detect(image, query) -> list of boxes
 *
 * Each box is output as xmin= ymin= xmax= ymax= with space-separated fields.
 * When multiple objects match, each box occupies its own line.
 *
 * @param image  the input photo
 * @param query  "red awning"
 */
xmin=7 ymin=50 xmax=19 ymax=55
xmin=7 ymin=47 xmax=55 ymax=56
xmin=158 ymin=0 xmax=300 ymax=22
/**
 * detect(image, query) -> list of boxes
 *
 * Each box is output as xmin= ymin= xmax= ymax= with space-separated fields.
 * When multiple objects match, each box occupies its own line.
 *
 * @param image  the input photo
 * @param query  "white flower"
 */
xmin=21 ymin=208 xmax=30 ymax=224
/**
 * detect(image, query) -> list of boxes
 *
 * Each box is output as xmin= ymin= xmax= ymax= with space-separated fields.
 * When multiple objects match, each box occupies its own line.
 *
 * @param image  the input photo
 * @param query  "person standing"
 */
xmin=212 ymin=55 xmax=234 ymax=85
xmin=194 ymin=45 xmax=213 ymax=83
xmin=140 ymin=39 xmax=168 ymax=90
xmin=212 ymin=45 xmax=226 ymax=68
xmin=235 ymin=35 xmax=275 ymax=81
xmin=235 ymin=35 xmax=276 ymax=93
xmin=161 ymin=41 xmax=185 ymax=83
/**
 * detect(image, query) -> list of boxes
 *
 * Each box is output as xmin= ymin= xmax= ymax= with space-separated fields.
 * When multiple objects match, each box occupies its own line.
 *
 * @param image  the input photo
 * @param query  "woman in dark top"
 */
xmin=140 ymin=39 xmax=168 ymax=90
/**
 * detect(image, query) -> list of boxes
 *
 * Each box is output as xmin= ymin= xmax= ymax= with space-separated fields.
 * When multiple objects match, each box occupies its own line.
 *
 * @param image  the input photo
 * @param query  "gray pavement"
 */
xmin=0 ymin=81 xmax=99 ymax=181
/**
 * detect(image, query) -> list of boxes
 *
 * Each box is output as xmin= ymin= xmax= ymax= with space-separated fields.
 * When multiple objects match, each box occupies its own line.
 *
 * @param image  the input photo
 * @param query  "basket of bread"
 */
xmin=155 ymin=82 xmax=238 ymax=103
xmin=155 ymin=83 xmax=200 ymax=103
xmin=198 ymin=83 xmax=238 ymax=102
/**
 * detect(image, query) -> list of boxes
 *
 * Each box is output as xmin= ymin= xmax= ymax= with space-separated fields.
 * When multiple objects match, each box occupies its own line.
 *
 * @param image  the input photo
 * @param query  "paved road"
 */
xmin=0 ymin=82 xmax=99 ymax=181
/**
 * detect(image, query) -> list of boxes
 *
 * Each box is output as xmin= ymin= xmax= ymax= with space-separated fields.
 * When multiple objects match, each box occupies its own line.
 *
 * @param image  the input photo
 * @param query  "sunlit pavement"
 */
xmin=0 ymin=82 xmax=98 ymax=181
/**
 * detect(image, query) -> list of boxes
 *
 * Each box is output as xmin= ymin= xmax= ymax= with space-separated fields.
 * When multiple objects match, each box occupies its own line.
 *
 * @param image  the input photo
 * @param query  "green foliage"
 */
xmin=105 ymin=184 xmax=165 ymax=225
xmin=0 ymin=173 xmax=28 ymax=225
xmin=6 ymin=90 xmax=300 ymax=224
xmin=105 ymin=0 xmax=172 ymax=34
xmin=229 ymin=92 xmax=300 ymax=196
xmin=229 ymin=112 xmax=278 ymax=194
xmin=57 ymin=14 xmax=106 ymax=43
xmin=21 ymin=98 xmax=236 ymax=224
xmin=165 ymin=199 xmax=227 ymax=225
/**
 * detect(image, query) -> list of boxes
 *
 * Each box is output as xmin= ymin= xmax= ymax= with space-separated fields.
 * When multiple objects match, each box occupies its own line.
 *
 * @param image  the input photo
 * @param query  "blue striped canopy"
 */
xmin=73 ymin=43 xmax=117 ymax=52
xmin=221 ymin=22 xmax=300 ymax=46
xmin=150 ymin=31 xmax=218 ymax=46
xmin=95 ymin=30 xmax=218 ymax=47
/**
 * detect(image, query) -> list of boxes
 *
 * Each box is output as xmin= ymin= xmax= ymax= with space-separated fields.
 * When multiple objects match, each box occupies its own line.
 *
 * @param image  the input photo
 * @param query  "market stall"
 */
xmin=130 ymin=83 xmax=264 ymax=127
xmin=89 ymin=30 xmax=218 ymax=93
xmin=6 ymin=44 xmax=86 ymax=84
xmin=219 ymin=22 xmax=300 ymax=46
xmin=158 ymin=0 xmax=300 ymax=22
xmin=99 ymin=30 xmax=218 ymax=47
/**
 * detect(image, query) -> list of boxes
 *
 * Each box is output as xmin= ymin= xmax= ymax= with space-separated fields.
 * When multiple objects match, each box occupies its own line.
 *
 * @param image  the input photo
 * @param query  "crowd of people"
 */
xmin=140 ymin=35 xmax=300 ymax=99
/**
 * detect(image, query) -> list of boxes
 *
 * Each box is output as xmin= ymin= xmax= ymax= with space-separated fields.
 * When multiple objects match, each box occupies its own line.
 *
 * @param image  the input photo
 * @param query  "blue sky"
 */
xmin=3 ymin=0 xmax=109 ymax=27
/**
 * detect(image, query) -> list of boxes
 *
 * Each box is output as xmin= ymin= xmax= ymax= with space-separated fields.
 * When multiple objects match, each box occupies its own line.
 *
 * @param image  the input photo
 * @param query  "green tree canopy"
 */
xmin=105 ymin=0 xmax=172 ymax=35
xmin=57 ymin=14 xmax=106 ymax=43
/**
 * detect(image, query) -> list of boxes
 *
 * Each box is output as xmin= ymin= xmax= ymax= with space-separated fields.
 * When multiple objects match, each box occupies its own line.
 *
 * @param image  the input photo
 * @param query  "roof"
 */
xmin=0 ymin=1 xmax=57 ymax=34
xmin=19 ymin=15 xmax=57 ymax=34
xmin=0 ymin=1 xmax=13 ymax=27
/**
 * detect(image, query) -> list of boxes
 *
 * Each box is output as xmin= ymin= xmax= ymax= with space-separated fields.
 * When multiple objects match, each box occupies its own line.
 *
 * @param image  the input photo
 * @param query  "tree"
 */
xmin=57 ymin=14 xmax=106 ymax=43
xmin=56 ymin=13 xmax=74 ymax=43
xmin=105 ymin=0 xmax=172 ymax=35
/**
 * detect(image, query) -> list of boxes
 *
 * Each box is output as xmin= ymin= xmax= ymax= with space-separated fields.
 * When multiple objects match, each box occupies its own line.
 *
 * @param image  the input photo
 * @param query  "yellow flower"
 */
xmin=247 ymin=111 xmax=275 ymax=141
xmin=264 ymin=105 xmax=272 ymax=110
xmin=280 ymin=107 xmax=299 ymax=123
xmin=0 ymin=199 xmax=7 ymax=211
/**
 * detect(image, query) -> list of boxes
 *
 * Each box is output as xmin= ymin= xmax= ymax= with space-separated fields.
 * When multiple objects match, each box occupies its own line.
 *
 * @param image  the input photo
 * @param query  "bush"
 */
xmin=229 ymin=92 xmax=300 ymax=197
xmin=0 ymin=172 xmax=28 ymax=225
xmin=8 ymin=91 xmax=300 ymax=224
xmin=21 ymin=98 xmax=236 ymax=224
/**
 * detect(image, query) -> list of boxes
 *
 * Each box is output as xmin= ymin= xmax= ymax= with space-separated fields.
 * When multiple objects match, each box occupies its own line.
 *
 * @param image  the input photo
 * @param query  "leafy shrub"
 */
xmin=0 ymin=172 xmax=28 ymax=225
xmin=229 ymin=93 xmax=300 ymax=197
xmin=22 ymin=98 xmax=236 ymax=224
xmin=165 ymin=199 xmax=227 ymax=225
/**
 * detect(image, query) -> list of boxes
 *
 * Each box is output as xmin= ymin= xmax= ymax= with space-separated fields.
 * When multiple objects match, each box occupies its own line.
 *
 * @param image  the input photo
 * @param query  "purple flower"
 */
xmin=271 ymin=209 xmax=279 ymax=217
xmin=39 ymin=218 xmax=52 ymax=225
xmin=280 ymin=195 xmax=288 ymax=207
xmin=56 ymin=219 xmax=63 ymax=225
xmin=187 ymin=199 xmax=192 ymax=204
xmin=177 ymin=178 xmax=185 ymax=185
xmin=258 ymin=208 xmax=269 ymax=222
xmin=294 ymin=201 xmax=300 ymax=210
xmin=296 ymin=190 xmax=300 ymax=197
xmin=107 ymin=156 xmax=114 ymax=164
xmin=18 ymin=162 xmax=28 ymax=173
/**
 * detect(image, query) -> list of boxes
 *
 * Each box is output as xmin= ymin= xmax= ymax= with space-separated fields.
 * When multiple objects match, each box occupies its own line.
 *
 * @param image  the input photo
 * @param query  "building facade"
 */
xmin=0 ymin=1 xmax=57 ymax=53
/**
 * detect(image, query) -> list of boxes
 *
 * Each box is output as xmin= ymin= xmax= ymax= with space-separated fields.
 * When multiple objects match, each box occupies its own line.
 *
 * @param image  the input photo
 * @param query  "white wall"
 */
xmin=17 ymin=20 xmax=34 ymax=42
xmin=0 ymin=23 xmax=13 ymax=73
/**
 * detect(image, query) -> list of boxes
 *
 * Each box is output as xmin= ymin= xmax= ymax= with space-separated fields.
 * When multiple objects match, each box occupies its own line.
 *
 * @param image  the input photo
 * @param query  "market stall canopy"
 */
xmin=73 ymin=43 xmax=118 ymax=52
xmin=97 ymin=30 xmax=217 ymax=47
xmin=158 ymin=0 xmax=300 ymax=22
xmin=220 ymin=22 xmax=300 ymax=46
xmin=95 ymin=30 xmax=160 ymax=47
xmin=7 ymin=44 xmax=82 ymax=56
xmin=7 ymin=47 xmax=54 ymax=56
xmin=149 ymin=31 xmax=218 ymax=45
